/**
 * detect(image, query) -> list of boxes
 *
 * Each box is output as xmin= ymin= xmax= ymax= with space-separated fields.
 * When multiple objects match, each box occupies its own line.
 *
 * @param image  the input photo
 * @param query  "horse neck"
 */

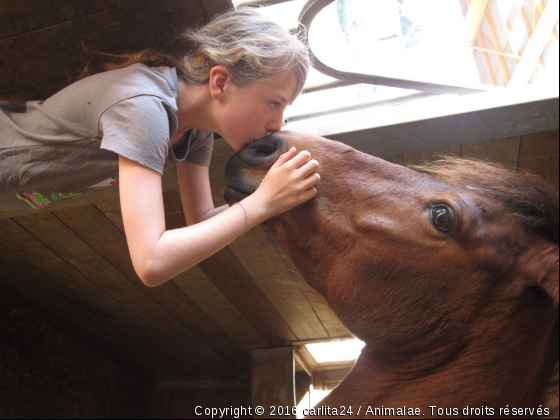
xmin=320 ymin=314 xmax=557 ymax=412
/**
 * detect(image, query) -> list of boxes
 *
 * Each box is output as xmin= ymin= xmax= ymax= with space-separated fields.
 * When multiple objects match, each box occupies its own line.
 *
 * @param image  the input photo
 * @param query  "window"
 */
xmin=233 ymin=0 xmax=559 ymax=154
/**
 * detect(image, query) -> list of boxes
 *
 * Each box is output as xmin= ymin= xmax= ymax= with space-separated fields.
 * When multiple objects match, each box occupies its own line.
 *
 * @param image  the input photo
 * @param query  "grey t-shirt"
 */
xmin=0 ymin=64 xmax=214 ymax=211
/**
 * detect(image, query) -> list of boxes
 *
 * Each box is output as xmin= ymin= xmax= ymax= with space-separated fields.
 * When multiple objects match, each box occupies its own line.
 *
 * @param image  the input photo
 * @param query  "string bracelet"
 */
xmin=233 ymin=202 xmax=248 ymax=238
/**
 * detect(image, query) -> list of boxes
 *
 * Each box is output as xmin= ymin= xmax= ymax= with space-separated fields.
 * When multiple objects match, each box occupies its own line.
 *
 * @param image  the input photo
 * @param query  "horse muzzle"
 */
xmin=224 ymin=134 xmax=290 ymax=204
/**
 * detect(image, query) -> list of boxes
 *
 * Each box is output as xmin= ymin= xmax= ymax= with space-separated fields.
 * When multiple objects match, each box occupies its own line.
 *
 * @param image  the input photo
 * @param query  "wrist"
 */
xmin=241 ymin=192 xmax=273 ymax=225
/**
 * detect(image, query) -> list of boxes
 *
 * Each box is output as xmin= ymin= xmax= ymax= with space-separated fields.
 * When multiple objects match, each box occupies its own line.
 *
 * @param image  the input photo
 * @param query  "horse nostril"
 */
xmin=240 ymin=135 xmax=288 ymax=165
xmin=247 ymin=139 xmax=278 ymax=158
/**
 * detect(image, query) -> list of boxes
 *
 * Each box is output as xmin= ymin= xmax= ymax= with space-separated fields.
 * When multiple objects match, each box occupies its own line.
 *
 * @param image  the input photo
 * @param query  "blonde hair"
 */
xmin=76 ymin=8 xmax=310 ymax=97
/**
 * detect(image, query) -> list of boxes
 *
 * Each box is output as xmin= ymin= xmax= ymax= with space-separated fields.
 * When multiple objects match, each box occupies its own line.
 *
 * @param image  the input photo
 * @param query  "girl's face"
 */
xmin=216 ymin=71 xmax=298 ymax=151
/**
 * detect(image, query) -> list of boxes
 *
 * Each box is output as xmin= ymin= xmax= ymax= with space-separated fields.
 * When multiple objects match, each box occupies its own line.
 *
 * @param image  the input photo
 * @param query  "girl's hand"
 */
xmin=253 ymin=147 xmax=320 ymax=217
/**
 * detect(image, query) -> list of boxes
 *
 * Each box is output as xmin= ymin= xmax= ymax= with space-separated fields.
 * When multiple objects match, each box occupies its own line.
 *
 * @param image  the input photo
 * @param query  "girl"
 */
xmin=0 ymin=8 xmax=320 ymax=287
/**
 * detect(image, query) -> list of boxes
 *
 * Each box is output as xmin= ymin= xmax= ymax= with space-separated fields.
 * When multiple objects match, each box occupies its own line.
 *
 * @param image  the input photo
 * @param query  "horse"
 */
xmin=223 ymin=131 xmax=559 ymax=418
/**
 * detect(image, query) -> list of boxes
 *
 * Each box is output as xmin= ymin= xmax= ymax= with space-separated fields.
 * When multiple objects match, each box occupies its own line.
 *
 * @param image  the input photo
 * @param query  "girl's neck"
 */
xmin=173 ymin=79 xmax=216 ymax=145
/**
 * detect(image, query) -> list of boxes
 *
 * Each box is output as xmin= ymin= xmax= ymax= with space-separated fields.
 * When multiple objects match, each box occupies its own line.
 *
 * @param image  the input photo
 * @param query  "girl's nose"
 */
xmin=266 ymin=113 xmax=284 ymax=134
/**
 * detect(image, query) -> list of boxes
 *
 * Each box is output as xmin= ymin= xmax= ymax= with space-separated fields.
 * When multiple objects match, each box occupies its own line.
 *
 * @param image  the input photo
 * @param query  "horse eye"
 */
xmin=431 ymin=205 xmax=453 ymax=233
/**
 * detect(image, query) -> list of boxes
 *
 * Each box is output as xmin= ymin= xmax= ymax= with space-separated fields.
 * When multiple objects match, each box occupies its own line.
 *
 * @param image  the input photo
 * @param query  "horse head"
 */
xmin=224 ymin=131 xmax=559 ymax=410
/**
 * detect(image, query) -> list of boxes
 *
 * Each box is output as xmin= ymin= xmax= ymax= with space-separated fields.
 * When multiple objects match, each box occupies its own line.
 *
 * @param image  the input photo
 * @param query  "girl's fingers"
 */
xmin=297 ymin=159 xmax=320 ymax=176
xmin=302 ymin=186 xmax=318 ymax=201
xmin=286 ymin=150 xmax=312 ymax=169
xmin=301 ymin=172 xmax=321 ymax=190
xmin=271 ymin=147 xmax=297 ymax=169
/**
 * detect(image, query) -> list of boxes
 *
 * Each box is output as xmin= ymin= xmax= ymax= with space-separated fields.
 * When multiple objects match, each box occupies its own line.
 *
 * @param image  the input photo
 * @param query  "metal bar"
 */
xmin=297 ymin=0 xmax=487 ymax=95
xmin=302 ymin=80 xmax=358 ymax=94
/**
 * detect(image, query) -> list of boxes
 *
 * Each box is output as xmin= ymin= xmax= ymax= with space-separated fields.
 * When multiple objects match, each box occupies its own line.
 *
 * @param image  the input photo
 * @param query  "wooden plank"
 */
xmin=264 ymin=228 xmax=351 ymax=339
xmin=0 ymin=183 xmax=121 ymax=220
xmin=320 ymin=87 xmax=558 ymax=158
xmin=484 ymin=8 xmax=511 ymax=85
xmin=0 ymin=221 xmax=180 ymax=377
xmin=509 ymin=0 xmax=560 ymax=86
xmin=461 ymin=135 xmax=521 ymax=169
xmin=198 ymin=248 xmax=298 ymax=346
xmin=251 ymin=347 xmax=296 ymax=418
xmin=475 ymin=33 xmax=498 ymax=85
xmin=295 ymin=371 xmax=311 ymax=406
xmin=11 ymin=211 xmax=237 ymax=375
xmin=462 ymin=0 xmax=490 ymax=43
xmin=0 ymin=0 xmax=138 ymax=39
xmin=312 ymin=367 xmax=353 ymax=391
xmin=173 ymin=265 xmax=269 ymax=355
xmin=0 ymin=0 xmax=207 ymax=95
xmin=50 ymin=205 xmax=244 ymax=376
xmin=228 ymin=224 xmax=328 ymax=340
xmin=518 ymin=129 xmax=559 ymax=188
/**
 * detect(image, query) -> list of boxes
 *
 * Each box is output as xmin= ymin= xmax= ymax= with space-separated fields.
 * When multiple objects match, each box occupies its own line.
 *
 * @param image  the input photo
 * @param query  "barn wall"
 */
xmin=0 ymin=292 xmax=155 ymax=419
xmin=148 ymin=385 xmax=251 ymax=419
xmin=384 ymin=129 xmax=559 ymax=190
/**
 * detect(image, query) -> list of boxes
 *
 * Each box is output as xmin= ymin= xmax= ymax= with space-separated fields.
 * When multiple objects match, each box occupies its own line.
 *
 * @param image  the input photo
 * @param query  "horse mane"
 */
xmin=412 ymin=157 xmax=559 ymax=245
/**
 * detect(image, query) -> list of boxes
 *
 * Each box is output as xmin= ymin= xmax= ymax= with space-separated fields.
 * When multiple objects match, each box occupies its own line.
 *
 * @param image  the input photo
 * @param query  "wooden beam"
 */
xmin=485 ymin=8 xmax=511 ymax=85
xmin=466 ymin=0 xmax=496 ymax=84
xmin=472 ymin=45 xmax=522 ymax=60
xmin=198 ymin=248 xmax=298 ymax=347
xmin=286 ymin=85 xmax=559 ymax=158
xmin=463 ymin=0 xmax=490 ymax=43
xmin=252 ymin=347 xmax=296 ymax=418
xmin=509 ymin=0 xmax=559 ymax=86
xmin=477 ymin=36 xmax=497 ymax=86
xmin=533 ymin=0 xmax=539 ymax=30
xmin=294 ymin=347 xmax=316 ymax=377
xmin=312 ymin=368 xmax=353 ymax=391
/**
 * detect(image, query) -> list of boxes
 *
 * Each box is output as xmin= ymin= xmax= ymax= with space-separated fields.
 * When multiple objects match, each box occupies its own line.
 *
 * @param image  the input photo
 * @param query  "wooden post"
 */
xmin=252 ymin=347 xmax=296 ymax=418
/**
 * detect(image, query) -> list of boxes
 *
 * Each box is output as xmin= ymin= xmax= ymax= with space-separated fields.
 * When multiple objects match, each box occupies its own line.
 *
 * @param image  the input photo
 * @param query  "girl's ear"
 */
xmin=209 ymin=65 xmax=230 ymax=100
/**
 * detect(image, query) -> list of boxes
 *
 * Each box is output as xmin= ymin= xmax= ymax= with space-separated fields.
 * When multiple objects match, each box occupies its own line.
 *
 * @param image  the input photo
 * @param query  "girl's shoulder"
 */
xmin=52 ymin=64 xmax=179 ymax=111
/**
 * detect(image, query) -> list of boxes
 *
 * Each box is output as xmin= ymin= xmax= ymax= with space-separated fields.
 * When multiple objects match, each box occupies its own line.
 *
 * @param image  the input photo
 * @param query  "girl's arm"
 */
xmin=176 ymin=160 xmax=216 ymax=225
xmin=118 ymin=147 xmax=318 ymax=287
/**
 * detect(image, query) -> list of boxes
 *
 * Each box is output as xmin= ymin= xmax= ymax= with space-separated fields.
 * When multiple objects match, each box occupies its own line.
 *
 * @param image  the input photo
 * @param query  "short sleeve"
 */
xmin=99 ymin=95 xmax=175 ymax=175
xmin=186 ymin=130 xmax=214 ymax=166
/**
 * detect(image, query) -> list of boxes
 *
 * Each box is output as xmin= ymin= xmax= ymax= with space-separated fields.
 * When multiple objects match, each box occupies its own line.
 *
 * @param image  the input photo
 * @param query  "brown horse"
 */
xmin=224 ymin=131 xmax=559 ymax=418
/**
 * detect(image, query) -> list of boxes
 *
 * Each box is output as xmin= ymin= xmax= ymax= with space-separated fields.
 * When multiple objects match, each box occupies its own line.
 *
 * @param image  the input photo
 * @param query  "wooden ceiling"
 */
xmin=0 ymin=0 xmax=351 ymax=381
xmin=0 ymin=0 xmax=558 ymax=384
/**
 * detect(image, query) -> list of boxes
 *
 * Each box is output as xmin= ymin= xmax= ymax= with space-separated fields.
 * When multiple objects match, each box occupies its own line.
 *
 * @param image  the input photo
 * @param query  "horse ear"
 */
xmin=532 ymin=245 xmax=559 ymax=309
